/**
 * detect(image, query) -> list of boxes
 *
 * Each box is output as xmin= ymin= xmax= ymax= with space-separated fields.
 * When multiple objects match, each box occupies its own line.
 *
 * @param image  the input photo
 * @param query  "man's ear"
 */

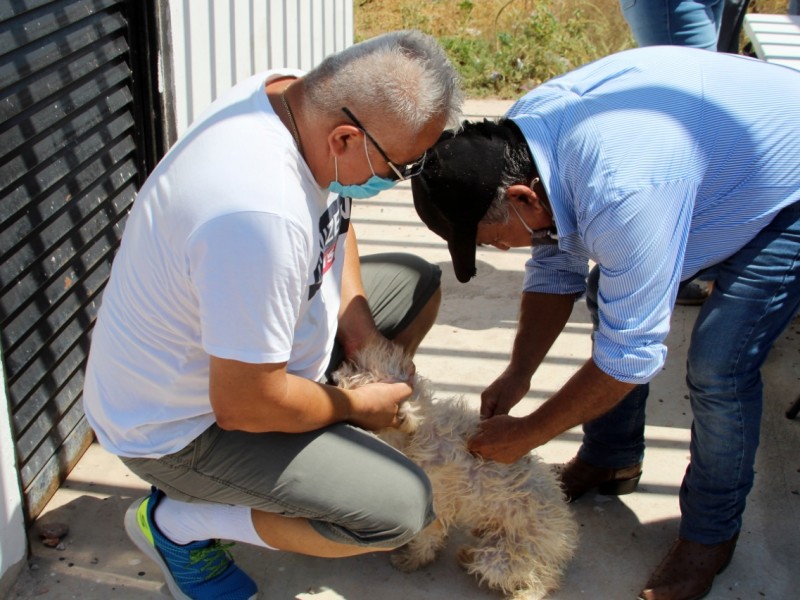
xmin=507 ymin=183 xmax=552 ymax=221
xmin=328 ymin=124 xmax=361 ymax=157
xmin=506 ymin=184 xmax=536 ymax=206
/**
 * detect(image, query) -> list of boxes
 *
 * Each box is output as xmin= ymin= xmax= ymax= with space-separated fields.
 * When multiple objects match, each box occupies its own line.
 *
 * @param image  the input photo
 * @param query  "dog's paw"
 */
xmin=389 ymin=533 xmax=445 ymax=572
xmin=390 ymin=548 xmax=432 ymax=572
xmin=457 ymin=543 xmax=551 ymax=600
xmin=456 ymin=545 xmax=474 ymax=571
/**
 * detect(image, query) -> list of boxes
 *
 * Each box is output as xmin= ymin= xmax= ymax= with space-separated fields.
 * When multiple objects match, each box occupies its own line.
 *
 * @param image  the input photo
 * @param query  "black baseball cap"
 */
xmin=411 ymin=119 xmax=525 ymax=282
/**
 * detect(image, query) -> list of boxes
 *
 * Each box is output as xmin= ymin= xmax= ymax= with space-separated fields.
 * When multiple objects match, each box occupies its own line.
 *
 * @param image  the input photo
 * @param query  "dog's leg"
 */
xmin=457 ymin=525 xmax=552 ymax=600
xmin=458 ymin=525 xmax=505 ymax=583
xmin=457 ymin=528 xmax=514 ymax=592
xmin=390 ymin=519 xmax=448 ymax=572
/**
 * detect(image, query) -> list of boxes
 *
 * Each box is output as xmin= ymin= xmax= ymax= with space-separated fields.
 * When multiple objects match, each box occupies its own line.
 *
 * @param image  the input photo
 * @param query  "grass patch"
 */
xmin=355 ymin=0 xmax=790 ymax=98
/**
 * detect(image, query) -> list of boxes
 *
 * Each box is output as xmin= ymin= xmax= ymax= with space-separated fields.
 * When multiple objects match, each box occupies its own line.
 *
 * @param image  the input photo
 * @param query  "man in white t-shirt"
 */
xmin=82 ymin=30 xmax=462 ymax=600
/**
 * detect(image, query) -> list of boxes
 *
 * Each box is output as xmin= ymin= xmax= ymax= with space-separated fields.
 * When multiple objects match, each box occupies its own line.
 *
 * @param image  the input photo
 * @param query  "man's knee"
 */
xmin=373 ymin=498 xmax=435 ymax=548
xmin=316 ymin=474 xmax=435 ymax=548
xmin=368 ymin=466 xmax=434 ymax=546
xmin=686 ymin=333 xmax=761 ymax=397
xmin=394 ymin=285 xmax=441 ymax=355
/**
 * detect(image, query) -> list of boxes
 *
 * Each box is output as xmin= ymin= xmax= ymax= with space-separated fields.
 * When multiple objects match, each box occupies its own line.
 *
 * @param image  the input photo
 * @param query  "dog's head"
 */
xmin=332 ymin=339 xmax=429 ymax=436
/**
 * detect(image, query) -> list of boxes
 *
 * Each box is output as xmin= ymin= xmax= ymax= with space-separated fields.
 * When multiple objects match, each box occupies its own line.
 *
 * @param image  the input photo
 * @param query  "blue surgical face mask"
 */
xmin=328 ymin=137 xmax=398 ymax=199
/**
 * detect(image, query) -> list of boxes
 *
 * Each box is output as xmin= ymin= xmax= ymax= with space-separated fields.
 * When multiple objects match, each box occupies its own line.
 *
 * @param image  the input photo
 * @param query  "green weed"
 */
xmin=355 ymin=0 xmax=790 ymax=98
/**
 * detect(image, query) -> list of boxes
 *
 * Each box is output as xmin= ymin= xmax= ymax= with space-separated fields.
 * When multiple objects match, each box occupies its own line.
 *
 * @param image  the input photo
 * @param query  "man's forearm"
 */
xmin=210 ymin=357 xmax=353 ymax=432
xmin=522 ymin=358 xmax=636 ymax=449
xmin=210 ymin=357 xmax=411 ymax=434
xmin=508 ymin=291 xmax=575 ymax=378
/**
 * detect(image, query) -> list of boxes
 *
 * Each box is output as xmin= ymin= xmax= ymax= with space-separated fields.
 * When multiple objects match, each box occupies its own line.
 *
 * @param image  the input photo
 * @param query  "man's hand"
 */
xmin=471 ymin=359 xmax=639 ymax=463
xmin=480 ymin=370 xmax=530 ymax=419
xmin=468 ymin=415 xmax=533 ymax=463
xmin=210 ymin=355 xmax=412 ymax=434
xmin=348 ymin=380 xmax=413 ymax=431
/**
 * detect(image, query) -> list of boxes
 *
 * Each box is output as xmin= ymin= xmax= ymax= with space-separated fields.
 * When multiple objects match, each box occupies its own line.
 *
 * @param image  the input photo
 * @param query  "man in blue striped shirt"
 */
xmin=412 ymin=46 xmax=800 ymax=600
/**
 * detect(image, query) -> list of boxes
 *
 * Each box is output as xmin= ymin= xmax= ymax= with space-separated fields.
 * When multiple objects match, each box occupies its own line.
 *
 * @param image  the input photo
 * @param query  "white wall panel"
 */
xmin=0 ymin=350 xmax=26 ymax=596
xmin=167 ymin=0 xmax=354 ymax=136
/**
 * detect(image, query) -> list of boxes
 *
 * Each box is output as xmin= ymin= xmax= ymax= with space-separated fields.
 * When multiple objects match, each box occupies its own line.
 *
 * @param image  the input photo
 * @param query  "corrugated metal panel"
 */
xmin=0 ymin=0 xmax=159 ymax=519
xmin=168 ymin=0 xmax=353 ymax=135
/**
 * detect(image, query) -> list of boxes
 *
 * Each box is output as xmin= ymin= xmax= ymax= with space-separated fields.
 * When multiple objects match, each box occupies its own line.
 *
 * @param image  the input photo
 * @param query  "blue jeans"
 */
xmin=581 ymin=201 xmax=800 ymax=544
xmin=620 ymin=0 xmax=725 ymax=49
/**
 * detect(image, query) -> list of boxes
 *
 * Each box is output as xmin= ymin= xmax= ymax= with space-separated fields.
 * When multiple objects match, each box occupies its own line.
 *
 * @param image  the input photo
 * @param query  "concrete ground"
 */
xmin=8 ymin=100 xmax=800 ymax=600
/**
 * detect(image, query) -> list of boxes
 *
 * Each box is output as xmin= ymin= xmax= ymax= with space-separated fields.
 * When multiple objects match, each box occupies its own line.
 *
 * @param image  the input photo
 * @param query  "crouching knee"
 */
xmin=313 ymin=470 xmax=435 ymax=549
xmin=356 ymin=471 xmax=435 ymax=549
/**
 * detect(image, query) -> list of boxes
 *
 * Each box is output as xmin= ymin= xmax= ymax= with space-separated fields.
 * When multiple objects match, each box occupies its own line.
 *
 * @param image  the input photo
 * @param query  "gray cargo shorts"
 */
xmin=122 ymin=253 xmax=441 ymax=548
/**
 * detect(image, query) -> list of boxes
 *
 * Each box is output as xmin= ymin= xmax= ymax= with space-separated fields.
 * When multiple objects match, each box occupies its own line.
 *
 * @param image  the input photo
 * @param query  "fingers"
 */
xmin=467 ymin=420 xmax=489 ymax=453
xmin=479 ymin=390 xmax=500 ymax=420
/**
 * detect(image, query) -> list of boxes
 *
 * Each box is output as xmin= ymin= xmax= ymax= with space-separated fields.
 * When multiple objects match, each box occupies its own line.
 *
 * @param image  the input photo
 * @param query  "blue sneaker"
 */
xmin=124 ymin=487 xmax=257 ymax=600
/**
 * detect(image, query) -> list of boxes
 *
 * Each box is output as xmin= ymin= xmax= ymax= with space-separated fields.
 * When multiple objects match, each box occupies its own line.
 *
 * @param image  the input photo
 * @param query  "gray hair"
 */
xmin=482 ymin=132 xmax=534 ymax=224
xmin=304 ymin=30 xmax=463 ymax=134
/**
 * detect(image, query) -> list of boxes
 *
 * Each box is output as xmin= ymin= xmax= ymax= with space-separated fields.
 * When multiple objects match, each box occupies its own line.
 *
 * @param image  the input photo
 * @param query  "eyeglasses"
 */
xmin=341 ymin=107 xmax=426 ymax=181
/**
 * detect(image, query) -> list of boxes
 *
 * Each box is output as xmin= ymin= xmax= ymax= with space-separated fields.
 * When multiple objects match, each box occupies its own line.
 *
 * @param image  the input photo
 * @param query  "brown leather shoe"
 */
xmin=639 ymin=535 xmax=739 ymax=600
xmin=556 ymin=456 xmax=642 ymax=502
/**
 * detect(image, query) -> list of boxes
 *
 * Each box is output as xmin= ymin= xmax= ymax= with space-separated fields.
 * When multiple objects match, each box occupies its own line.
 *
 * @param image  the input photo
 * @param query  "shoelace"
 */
xmin=188 ymin=541 xmax=236 ymax=580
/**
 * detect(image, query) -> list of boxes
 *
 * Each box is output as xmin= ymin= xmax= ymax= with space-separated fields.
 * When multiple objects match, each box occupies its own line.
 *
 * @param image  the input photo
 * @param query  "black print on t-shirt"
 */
xmin=309 ymin=195 xmax=351 ymax=300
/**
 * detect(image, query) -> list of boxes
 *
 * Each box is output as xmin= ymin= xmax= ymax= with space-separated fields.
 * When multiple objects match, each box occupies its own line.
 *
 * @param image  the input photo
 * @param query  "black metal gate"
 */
xmin=0 ymin=0 xmax=164 ymax=520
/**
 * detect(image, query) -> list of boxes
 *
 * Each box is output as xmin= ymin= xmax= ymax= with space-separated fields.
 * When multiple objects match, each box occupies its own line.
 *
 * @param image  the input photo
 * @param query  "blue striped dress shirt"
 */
xmin=507 ymin=46 xmax=800 ymax=383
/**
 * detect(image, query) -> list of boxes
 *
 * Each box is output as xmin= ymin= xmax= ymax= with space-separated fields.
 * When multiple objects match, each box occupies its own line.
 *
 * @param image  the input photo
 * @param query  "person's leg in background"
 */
xmin=620 ymin=0 xmax=725 ymax=49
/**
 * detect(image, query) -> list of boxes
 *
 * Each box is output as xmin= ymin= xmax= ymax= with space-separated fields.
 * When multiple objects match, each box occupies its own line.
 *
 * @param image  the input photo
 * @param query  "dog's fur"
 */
xmin=333 ymin=341 xmax=578 ymax=600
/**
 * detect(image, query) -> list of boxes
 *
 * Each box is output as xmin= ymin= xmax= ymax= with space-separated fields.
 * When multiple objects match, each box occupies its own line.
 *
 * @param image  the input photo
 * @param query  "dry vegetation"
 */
xmin=354 ymin=0 xmax=789 ymax=98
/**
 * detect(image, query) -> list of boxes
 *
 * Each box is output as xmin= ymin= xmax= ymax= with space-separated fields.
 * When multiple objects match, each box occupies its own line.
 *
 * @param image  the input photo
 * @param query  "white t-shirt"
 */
xmin=83 ymin=70 xmax=351 ymax=458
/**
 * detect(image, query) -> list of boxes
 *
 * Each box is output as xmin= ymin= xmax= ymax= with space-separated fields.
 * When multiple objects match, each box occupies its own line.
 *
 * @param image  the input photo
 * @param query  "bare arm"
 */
xmin=480 ymin=291 xmax=575 ymax=418
xmin=209 ymin=356 xmax=410 ymax=433
xmin=469 ymin=358 xmax=636 ymax=463
xmin=471 ymin=289 xmax=636 ymax=463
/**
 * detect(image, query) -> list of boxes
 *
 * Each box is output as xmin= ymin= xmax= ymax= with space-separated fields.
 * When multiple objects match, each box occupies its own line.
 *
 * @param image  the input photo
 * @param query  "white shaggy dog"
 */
xmin=333 ymin=341 xmax=578 ymax=600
